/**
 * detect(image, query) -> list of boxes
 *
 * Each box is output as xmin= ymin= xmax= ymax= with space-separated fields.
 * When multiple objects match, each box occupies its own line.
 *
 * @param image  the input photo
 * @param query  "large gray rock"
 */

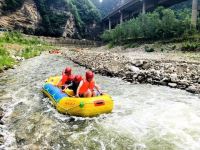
xmin=0 ymin=134 xmax=4 ymax=146
xmin=170 ymin=73 xmax=178 ymax=82
xmin=0 ymin=107 xmax=3 ymax=120
xmin=168 ymin=83 xmax=177 ymax=88
xmin=186 ymin=85 xmax=198 ymax=93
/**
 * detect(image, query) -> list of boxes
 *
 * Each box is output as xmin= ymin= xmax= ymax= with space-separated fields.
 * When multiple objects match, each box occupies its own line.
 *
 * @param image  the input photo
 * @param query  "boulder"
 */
xmin=168 ymin=83 xmax=177 ymax=88
xmin=186 ymin=85 xmax=197 ymax=93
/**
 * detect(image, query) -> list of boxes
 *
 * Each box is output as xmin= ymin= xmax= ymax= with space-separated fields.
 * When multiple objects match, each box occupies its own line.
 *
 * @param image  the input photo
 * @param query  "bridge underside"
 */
xmin=102 ymin=0 xmax=198 ymax=30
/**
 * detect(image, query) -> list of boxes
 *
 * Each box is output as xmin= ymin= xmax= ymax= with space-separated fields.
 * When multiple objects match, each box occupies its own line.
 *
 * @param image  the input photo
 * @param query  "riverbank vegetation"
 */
xmin=102 ymin=7 xmax=200 ymax=51
xmin=0 ymin=32 xmax=53 ymax=71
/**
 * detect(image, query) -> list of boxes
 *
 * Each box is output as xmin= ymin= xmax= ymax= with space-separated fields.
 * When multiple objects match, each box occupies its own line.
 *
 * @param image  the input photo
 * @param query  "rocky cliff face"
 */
xmin=62 ymin=12 xmax=76 ymax=38
xmin=0 ymin=0 xmax=100 ymax=38
xmin=0 ymin=0 xmax=41 ymax=33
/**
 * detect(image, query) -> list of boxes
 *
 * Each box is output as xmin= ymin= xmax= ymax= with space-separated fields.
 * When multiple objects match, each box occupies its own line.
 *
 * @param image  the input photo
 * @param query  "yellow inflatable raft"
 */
xmin=42 ymin=76 xmax=114 ymax=117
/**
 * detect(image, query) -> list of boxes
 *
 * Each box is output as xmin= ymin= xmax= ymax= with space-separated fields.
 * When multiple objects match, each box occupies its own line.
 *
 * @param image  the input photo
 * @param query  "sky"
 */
xmin=99 ymin=0 xmax=103 ymax=2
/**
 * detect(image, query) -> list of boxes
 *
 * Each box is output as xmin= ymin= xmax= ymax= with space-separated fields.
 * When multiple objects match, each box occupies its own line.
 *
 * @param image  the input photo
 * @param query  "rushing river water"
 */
xmin=0 ymin=53 xmax=200 ymax=150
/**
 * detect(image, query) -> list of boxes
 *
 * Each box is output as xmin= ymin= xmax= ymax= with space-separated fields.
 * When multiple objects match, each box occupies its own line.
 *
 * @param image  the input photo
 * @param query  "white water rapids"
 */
xmin=0 ymin=53 xmax=200 ymax=150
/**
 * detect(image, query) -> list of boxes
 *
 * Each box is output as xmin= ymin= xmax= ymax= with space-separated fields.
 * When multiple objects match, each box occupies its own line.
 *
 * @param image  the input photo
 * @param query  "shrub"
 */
xmin=101 ymin=7 xmax=197 ymax=45
xmin=0 ymin=47 xmax=15 ymax=70
xmin=145 ymin=46 xmax=155 ymax=52
xmin=181 ymin=42 xmax=200 ymax=51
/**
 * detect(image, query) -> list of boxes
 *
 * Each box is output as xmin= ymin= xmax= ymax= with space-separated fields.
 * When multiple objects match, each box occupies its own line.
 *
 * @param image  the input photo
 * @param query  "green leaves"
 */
xmin=2 ymin=0 xmax=25 ymax=12
xmin=34 ymin=0 xmax=100 ymax=37
xmin=102 ymin=7 xmax=197 ymax=44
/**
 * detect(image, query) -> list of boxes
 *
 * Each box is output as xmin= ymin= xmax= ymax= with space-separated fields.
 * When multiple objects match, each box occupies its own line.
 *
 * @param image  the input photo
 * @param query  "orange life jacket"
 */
xmin=79 ymin=78 xmax=95 ymax=94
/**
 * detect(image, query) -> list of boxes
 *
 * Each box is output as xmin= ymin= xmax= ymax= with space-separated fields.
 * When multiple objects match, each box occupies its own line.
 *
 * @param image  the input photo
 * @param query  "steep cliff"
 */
xmin=0 ymin=0 xmax=100 ymax=38
xmin=0 ymin=0 xmax=41 ymax=33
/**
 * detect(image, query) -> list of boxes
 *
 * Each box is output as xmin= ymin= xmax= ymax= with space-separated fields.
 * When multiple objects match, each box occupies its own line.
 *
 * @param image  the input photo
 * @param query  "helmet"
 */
xmin=86 ymin=71 xmax=94 ymax=80
xmin=68 ymin=75 xmax=75 ymax=81
xmin=74 ymin=75 xmax=82 ymax=83
xmin=65 ymin=67 xmax=72 ymax=74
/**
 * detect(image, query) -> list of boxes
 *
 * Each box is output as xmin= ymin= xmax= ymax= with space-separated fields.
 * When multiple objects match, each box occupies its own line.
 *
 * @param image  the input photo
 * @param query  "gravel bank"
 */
xmin=62 ymin=46 xmax=200 ymax=94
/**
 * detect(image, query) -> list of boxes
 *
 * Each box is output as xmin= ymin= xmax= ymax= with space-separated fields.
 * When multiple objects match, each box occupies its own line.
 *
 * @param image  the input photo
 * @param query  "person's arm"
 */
xmin=62 ymin=82 xmax=73 ymax=91
xmin=76 ymin=81 xmax=83 ymax=97
xmin=95 ymin=83 xmax=102 ymax=95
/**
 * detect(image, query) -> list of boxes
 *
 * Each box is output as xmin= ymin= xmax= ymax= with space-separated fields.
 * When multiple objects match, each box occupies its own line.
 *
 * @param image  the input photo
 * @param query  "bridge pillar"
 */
xmin=120 ymin=11 xmax=123 ymax=24
xmin=191 ymin=0 xmax=198 ymax=28
xmin=109 ymin=18 xmax=111 ymax=30
xmin=142 ymin=0 xmax=146 ymax=14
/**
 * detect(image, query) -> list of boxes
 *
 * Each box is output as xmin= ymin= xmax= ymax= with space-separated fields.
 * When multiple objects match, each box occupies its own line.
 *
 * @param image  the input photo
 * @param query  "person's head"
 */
xmin=86 ymin=71 xmax=94 ymax=82
xmin=74 ymin=75 xmax=82 ymax=83
xmin=64 ymin=67 xmax=72 ymax=75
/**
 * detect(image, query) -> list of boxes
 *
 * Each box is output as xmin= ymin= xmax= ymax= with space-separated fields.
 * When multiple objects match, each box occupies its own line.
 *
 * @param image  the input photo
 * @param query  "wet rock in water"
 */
xmin=186 ymin=85 xmax=198 ymax=93
xmin=0 ymin=107 xmax=3 ymax=120
xmin=168 ymin=83 xmax=177 ymax=88
xmin=137 ymin=74 xmax=146 ymax=83
xmin=0 ymin=120 xmax=4 ymax=125
xmin=0 ymin=134 xmax=4 ymax=145
xmin=147 ymin=78 xmax=153 ymax=83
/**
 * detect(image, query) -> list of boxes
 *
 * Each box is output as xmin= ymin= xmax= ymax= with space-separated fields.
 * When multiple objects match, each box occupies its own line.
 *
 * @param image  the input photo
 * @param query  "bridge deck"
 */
xmin=102 ymin=0 xmax=188 ymax=21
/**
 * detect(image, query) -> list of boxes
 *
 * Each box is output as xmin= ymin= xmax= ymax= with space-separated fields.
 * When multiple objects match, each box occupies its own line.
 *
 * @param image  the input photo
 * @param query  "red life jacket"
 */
xmin=79 ymin=78 xmax=95 ymax=94
xmin=60 ymin=74 xmax=74 ymax=86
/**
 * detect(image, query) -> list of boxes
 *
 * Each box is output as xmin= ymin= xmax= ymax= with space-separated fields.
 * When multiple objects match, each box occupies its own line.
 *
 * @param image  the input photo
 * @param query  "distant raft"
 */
xmin=42 ymin=76 xmax=114 ymax=117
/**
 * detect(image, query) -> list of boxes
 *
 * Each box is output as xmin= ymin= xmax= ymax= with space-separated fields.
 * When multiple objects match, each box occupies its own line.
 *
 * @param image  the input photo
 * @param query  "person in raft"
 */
xmin=76 ymin=71 xmax=102 ymax=97
xmin=57 ymin=67 xmax=75 ymax=90
xmin=68 ymin=75 xmax=83 ymax=95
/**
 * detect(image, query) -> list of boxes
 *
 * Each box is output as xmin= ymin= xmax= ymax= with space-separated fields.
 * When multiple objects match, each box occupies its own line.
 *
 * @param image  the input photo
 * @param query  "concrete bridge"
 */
xmin=102 ymin=0 xmax=199 ymax=30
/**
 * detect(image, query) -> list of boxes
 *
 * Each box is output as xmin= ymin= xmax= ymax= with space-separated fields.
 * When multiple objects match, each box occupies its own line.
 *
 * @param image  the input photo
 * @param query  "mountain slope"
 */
xmin=0 ymin=0 xmax=101 ymax=38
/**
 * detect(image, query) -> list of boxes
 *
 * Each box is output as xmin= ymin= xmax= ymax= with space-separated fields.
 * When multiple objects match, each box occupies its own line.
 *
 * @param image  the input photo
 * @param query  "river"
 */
xmin=0 ymin=53 xmax=200 ymax=150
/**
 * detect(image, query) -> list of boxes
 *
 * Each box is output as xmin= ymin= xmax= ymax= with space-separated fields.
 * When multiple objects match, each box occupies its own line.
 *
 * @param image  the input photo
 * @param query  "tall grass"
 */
xmin=0 ymin=47 xmax=15 ymax=70
xmin=1 ymin=31 xmax=42 ymax=45
xmin=0 ymin=31 xmax=54 ymax=70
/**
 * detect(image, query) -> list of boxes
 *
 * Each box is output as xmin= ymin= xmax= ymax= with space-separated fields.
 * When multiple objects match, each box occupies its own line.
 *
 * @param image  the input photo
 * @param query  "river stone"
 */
xmin=170 ymin=74 xmax=178 ymax=82
xmin=161 ymin=77 xmax=170 ymax=82
xmin=167 ymin=66 xmax=176 ymax=73
xmin=147 ymin=78 xmax=153 ymax=83
xmin=0 ymin=134 xmax=4 ymax=145
xmin=198 ymin=78 xmax=200 ymax=84
xmin=133 ymin=60 xmax=144 ymax=67
xmin=137 ymin=75 xmax=145 ymax=82
xmin=168 ymin=83 xmax=177 ymax=88
xmin=0 ymin=107 xmax=3 ymax=120
xmin=0 ymin=120 xmax=4 ymax=125
xmin=142 ymin=62 xmax=151 ymax=70
xmin=179 ymin=79 xmax=189 ymax=85
xmin=129 ymin=66 xmax=140 ymax=73
xmin=186 ymin=85 xmax=197 ymax=93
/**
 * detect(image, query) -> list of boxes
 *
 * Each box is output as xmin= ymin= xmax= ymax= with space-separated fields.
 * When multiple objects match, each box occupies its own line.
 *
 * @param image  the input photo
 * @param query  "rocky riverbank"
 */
xmin=62 ymin=46 xmax=200 ymax=94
